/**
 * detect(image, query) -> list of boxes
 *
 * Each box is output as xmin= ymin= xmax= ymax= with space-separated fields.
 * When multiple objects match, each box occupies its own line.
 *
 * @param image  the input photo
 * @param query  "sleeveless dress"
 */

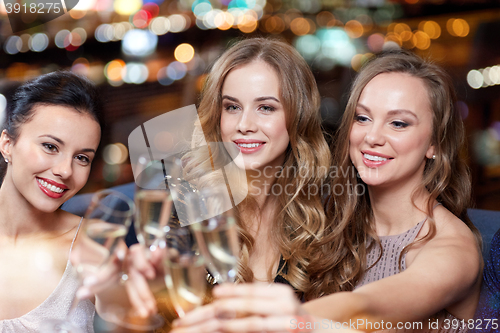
xmin=0 ymin=217 xmax=96 ymax=333
xmin=356 ymin=218 xmax=468 ymax=333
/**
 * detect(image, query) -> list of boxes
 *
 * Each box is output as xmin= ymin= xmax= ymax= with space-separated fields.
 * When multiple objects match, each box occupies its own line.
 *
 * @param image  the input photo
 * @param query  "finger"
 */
xmin=214 ymin=283 xmax=296 ymax=300
xmin=172 ymin=304 xmax=217 ymax=327
xmin=170 ymin=318 xmax=222 ymax=333
xmin=212 ymin=296 xmax=299 ymax=317
xmin=218 ymin=315 xmax=295 ymax=333
xmin=126 ymin=268 xmax=158 ymax=317
xmin=78 ymin=254 xmax=122 ymax=299
xmin=129 ymin=244 xmax=156 ymax=279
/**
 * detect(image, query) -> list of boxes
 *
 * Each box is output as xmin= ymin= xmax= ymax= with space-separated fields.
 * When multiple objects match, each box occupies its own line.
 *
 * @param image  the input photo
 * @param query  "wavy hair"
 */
xmin=306 ymin=49 xmax=480 ymax=298
xmin=183 ymin=37 xmax=331 ymax=299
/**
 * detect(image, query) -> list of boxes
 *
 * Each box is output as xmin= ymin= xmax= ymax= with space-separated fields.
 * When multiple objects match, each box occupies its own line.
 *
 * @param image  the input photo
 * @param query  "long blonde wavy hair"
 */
xmin=183 ymin=37 xmax=331 ymax=299
xmin=306 ymin=49 xmax=481 ymax=298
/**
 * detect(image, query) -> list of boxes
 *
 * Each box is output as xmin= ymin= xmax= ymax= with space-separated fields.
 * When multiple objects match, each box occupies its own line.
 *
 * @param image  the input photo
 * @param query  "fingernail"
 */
xmin=76 ymin=288 xmax=91 ymax=300
xmin=83 ymin=276 xmax=98 ymax=286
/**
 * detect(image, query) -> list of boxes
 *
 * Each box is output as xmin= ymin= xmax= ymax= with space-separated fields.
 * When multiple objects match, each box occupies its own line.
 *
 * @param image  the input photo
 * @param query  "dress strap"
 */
xmin=69 ymin=216 xmax=84 ymax=256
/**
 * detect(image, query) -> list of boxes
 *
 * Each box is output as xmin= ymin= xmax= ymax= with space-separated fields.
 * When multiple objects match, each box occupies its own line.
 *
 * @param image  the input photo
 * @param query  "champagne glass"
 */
xmin=187 ymin=186 xmax=239 ymax=284
xmin=132 ymin=155 xmax=185 ymax=329
xmin=162 ymin=226 xmax=207 ymax=318
xmin=134 ymin=155 xmax=184 ymax=248
xmin=40 ymin=189 xmax=134 ymax=333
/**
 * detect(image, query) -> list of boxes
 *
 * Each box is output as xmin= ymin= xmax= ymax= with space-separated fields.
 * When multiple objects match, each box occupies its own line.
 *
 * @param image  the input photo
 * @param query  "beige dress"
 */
xmin=356 ymin=219 xmax=468 ymax=333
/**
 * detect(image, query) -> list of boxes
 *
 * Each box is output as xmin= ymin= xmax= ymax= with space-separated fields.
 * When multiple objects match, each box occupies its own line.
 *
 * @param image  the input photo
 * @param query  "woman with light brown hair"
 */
xmin=127 ymin=37 xmax=333 ymax=315
xmin=171 ymin=49 xmax=482 ymax=333
xmin=183 ymin=36 xmax=331 ymax=293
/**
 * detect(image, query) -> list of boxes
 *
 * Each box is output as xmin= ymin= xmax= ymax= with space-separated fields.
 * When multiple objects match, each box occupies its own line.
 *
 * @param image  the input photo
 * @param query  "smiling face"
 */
xmin=349 ymin=72 xmax=435 ymax=189
xmin=0 ymin=104 xmax=101 ymax=213
xmin=220 ymin=60 xmax=290 ymax=171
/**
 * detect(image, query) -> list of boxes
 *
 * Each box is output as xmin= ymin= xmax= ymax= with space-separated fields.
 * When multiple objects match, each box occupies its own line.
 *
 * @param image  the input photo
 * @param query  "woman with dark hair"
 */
xmin=171 ymin=50 xmax=482 ymax=333
xmin=0 ymin=71 xmax=104 ymax=332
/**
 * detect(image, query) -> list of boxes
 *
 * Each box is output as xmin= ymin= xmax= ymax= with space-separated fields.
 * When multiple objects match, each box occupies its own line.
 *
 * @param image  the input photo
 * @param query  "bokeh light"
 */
xmin=447 ymin=18 xmax=470 ymax=37
xmin=114 ymin=0 xmax=142 ymax=15
xmin=414 ymin=31 xmax=430 ymax=50
xmin=294 ymin=35 xmax=321 ymax=61
xmin=4 ymin=36 xmax=22 ymax=55
xmin=174 ymin=43 xmax=195 ymax=63
xmin=105 ymin=59 xmax=126 ymax=82
xmin=103 ymin=143 xmax=128 ymax=165
xmin=29 ymin=33 xmax=49 ymax=52
xmin=367 ymin=33 xmax=385 ymax=52
xmin=150 ymin=17 xmax=170 ymax=35
xmin=290 ymin=17 xmax=311 ymax=36
xmin=122 ymin=29 xmax=158 ymax=56
xmin=167 ymin=61 xmax=188 ymax=80
xmin=420 ymin=21 xmax=441 ymax=39
xmin=467 ymin=69 xmax=483 ymax=89
xmin=123 ymin=63 xmax=149 ymax=84
xmin=169 ymin=14 xmax=188 ymax=32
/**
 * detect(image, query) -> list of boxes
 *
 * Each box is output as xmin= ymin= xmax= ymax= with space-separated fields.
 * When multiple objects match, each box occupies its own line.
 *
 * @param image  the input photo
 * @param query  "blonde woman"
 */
xmin=127 ymin=37 xmax=332 ymax=317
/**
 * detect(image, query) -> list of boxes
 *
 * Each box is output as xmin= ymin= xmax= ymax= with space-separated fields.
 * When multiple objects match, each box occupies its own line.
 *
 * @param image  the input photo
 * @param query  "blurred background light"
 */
xmin=123 ymin=63 xmax=149 ymax=84
xmin=122 ymin=29 xmax=158 ymax=56
xmin=55 ymin=30 xmax=71 ymax=48
xmin=29 ymin=33 xmax=49 ymax=52
xmin=150 ymin=17 xmax=170 ymax=35
xmin=167 ymin=61 xmax=187 ymax=80
xmin=114 ymin=0 xmax=142 ymax=15
xmin=169 ymin=14 xmax=188 ymax=32
xmin=105 ymin=59 xmax=126 ymax=82
xmin=174 ymin=43 xmax=195 ymax=63
xmin=294 ymin=35 xmax=321 ymax=61
xmin=157 ymin=67 xmax=175 ymax=86
xmin=4 ymin=36 xmax=22 ymax=55
xmin=467 ymin=69 xmax=483 ymax=89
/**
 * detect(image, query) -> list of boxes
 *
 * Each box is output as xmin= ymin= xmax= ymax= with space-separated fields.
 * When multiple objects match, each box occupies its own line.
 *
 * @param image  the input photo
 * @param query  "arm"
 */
xmin=303 ymin=223 xmax=481 ymax=330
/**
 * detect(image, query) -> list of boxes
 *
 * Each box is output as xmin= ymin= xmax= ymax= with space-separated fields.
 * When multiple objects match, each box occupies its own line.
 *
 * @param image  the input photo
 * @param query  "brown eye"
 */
xmin=42 ymin=143 xmax=58 ymax=152
xmin=75 ymin=155 xmax=90 ymax=166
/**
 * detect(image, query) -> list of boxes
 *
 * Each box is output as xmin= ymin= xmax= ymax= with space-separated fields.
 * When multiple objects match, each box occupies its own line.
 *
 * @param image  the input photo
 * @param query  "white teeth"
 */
xmin=238 ymin=143 xmax=262 ymax=148
xmin=37 ymin=178 xmax=64 ymax=194
xmin=364 ymin=153 xmax=388 ymax=162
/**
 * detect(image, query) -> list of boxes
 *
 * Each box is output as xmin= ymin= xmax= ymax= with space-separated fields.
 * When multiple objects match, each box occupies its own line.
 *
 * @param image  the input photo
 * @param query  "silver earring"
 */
xmin=4 ymin=158 xmax=8 ymax=163
xmin=432 ymin=155 xmax=436 ymax=160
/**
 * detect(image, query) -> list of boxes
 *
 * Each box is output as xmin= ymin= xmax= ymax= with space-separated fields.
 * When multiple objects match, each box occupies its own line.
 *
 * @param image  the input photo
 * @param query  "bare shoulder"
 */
xmin=431 ymin=205 xmax=479 ymax=248
xmin=414 ymin=204 xmax=481 ymax=278
xmin=54 ymin=210 xmax=83 ymax=240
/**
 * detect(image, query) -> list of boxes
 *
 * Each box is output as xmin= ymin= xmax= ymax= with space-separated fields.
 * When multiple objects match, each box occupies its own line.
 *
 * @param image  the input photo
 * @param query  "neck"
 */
xmin=246 ymin=166 xmax=281 ymax=207
xmin=367 ymin=179 xmax=432 ymax=236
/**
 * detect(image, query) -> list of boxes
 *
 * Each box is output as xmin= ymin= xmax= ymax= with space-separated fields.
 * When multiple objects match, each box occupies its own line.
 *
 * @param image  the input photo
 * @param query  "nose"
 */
xmin=364 ymin=122 xmax=386 ymax=146
xmin=236 ymin=109 xmax=258 ymax=134
xmin=52 ymin=155 xmax=73 ymax=179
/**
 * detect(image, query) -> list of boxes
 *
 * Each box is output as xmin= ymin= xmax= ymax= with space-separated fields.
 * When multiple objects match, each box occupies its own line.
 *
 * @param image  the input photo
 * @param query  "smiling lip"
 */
xmin=234 ymin=140 xmax=265 ymax=154
xmin=361 ymin=150 xmax=393 ymax=168
xmin=36 ymin=177 xmax=68 ymax=199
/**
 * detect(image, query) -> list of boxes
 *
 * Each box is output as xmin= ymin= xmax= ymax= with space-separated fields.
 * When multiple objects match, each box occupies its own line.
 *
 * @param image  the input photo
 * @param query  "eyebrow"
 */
xmin=40 ymin=135 xmax=96 ymax=154
xmin=222 ymin=95 xmax=281 ymax=103
xmin=356 ymin=104 xmax=419 ymax=120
